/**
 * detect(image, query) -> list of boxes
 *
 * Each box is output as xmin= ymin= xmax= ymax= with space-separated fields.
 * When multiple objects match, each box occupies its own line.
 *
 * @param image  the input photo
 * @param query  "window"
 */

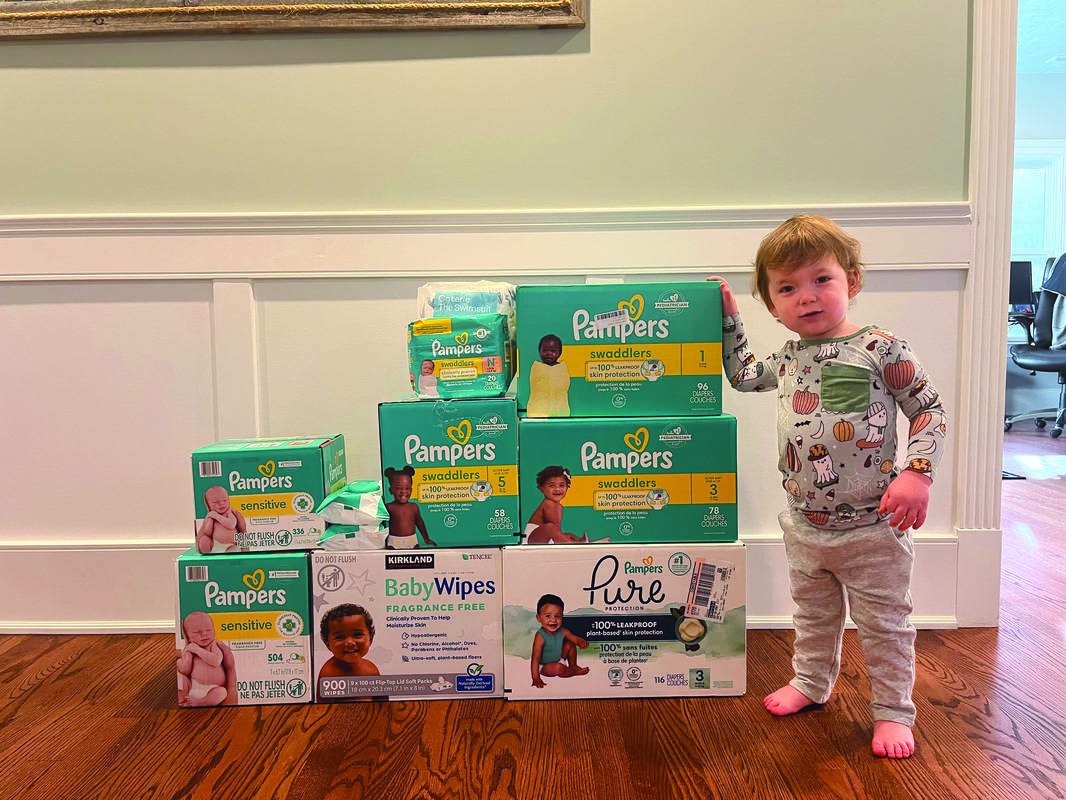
xmin=1012 ymin=141 xmax=1066 ymax=285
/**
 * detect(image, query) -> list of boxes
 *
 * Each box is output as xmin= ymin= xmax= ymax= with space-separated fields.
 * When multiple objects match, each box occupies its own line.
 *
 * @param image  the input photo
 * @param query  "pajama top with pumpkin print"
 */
xmin=722 ymin=314 xmax=947 ymax=530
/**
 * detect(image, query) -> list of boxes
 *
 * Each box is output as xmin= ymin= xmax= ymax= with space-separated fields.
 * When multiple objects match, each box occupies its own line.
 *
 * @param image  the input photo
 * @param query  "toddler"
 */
xmin=526 ymin=333 xmax=570 ymax=417
xmin=529 ymin=593 xmax=589 ymax=687
xmin=383 ymin=466 xmax=437 ymax=549
xmin=318 ymin=603 xmax=380 ymax=681
xmin=524 ymin=466 xmax=593 ymax=544
xmin=709 ymin=215 xmax=946 ymax=759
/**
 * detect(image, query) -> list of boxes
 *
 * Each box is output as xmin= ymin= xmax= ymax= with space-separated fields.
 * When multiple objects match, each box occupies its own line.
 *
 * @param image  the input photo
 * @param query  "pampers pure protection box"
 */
xmin=378 ymin=397 xmax=519 ymax=546
xmin=516 ymin=282 xmax=722 ymax=417
xmin=503 ymin=543 xmax=745 ymax=700
xmin=311 ymin=549 xmax=503 ymax=702
xmin=408 ymin=314 xmax=512 ymax=399
xmin=176 ymin=548 xmax=312 ymax=707
xmin=518 ymin=415 xmax=737 ymax=543
xmin=192 ymin=436 xmax=347 ymax=553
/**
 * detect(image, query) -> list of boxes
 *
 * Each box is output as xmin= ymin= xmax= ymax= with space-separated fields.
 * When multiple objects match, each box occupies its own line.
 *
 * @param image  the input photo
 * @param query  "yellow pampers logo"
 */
xmin=642 ymin=556 xmax=654 ymax=566
xmin=454 ymin=331 xmax=469 ymax=345
xmin=257 ymin=460 xmax=276 ymax=478
xmin=618 ymin=294 xmax=645 ymax=321
xmin=243 ymin=569 xmax=265 ymax=591
xmin=446 ymin=419 xmax=472 ymax=445
xmin=623 ymin=427 xmax=649 ymax=452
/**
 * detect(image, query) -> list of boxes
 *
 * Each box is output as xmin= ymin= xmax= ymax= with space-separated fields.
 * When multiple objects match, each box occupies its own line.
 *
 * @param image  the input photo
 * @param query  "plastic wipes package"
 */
xmin=416 ymin=281 xmax=516 ymax=333
xmin=317 ymin=524 xmax=388 ymax=551
xmin=315 ymin=480 xmax=389 ymax=550
xmin=408 ymin=314 xmax=512 ymax=399
xmin=316 ymin=480 xmax=388 ymax=526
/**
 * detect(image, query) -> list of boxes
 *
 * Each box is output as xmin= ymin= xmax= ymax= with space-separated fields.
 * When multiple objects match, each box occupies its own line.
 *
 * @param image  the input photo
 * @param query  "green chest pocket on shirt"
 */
xmin=821 ymin=364 xmax=871 ymax=413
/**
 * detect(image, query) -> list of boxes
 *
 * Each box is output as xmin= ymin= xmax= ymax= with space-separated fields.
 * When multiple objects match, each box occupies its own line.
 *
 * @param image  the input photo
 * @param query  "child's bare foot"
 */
xmin=872 ymin=721 xmax=914 ymax=758
xmin=763 ymin=685 xmax=816 ymax=716
xmin=573 ymin=665 xmax=589 ymax=676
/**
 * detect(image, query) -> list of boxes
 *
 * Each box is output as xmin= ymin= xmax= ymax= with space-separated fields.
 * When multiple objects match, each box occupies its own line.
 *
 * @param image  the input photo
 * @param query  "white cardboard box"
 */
xmin=503 ymin=543 xmax=745 ymax=700
xmin=311 ymin=549 xmax=503 ymax=701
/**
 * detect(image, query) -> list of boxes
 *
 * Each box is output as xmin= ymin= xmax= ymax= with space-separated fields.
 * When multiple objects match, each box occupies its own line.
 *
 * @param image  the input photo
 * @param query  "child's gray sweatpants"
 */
xmin=778 ymin=509 xmax=916 ymax=726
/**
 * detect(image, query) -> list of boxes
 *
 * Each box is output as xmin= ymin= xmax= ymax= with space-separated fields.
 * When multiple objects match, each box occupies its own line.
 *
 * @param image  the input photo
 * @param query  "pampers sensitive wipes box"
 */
xmin=518 ymin=415 xmax=737 ymax=543
xmin=503 ymin=543 xmax=745 ymax=700
xmin=311 ymin=549 xmax=503 ymax=702
xmin=516 ymin=281 xmax=722 ymax=417
xmin=192 ymin=435 xmax=347 ymax=553
xmin=379 ymin=397 xmax=519 ymax=547
xmin=408 ymin=313 xmax=513 ymax=399
xmin=176 ymin=548 xmax=312 ymax=707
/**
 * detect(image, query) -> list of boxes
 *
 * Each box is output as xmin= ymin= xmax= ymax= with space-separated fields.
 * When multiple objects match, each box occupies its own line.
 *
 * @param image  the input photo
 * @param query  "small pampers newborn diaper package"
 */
xmin=516 ymin=281 xmax=723 ymax=417
xmin=311 ymin=549 xmax=503 ymax=702
xmin=408 ymin=314 xmax=512 ymax=399
xmin=378 ymin=397 xmax=519 ymax=547
xmin=503 ymin=543 xmax=745 ymax=700
xmin=192 ymin=435 xmax=347 ymax=553
xmin=176 ymin=549 xmax=312 ymax=707
xmin=518 ymin=415 xmax=737 ymax=543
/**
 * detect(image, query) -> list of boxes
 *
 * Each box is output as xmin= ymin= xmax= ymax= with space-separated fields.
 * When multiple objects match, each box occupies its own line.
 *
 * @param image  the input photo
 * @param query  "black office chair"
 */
xmin=1006 ymin=253 xmax=1066 ymax=438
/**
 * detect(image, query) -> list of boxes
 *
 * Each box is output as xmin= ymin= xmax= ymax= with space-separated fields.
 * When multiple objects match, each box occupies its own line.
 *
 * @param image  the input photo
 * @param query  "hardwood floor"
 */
xmin=2 ymin=432 xmax=1063 ymax=799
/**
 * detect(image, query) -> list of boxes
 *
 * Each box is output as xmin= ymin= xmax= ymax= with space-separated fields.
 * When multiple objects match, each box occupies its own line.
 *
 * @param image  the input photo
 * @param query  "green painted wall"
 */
xmin=0 ymin=0 xmax=969 ymax=214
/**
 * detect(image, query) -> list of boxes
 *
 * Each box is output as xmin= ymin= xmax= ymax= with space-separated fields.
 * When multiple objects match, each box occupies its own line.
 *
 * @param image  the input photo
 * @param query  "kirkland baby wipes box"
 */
xmin=379 ymin=397 xmax=519 ymax=547
xmin=518 ymin=416 xmax=737 ymax=543
xmin=176 ymin=548 xmax=312 ymax=707
xmin=503 ymin=543 xmax=745 ymax=700
xmin=192 ymin=435 xmax=347 ymax=553
xmin=311 ymin=549 xmax=503 ymax=702
xmin=516 ymin=282 xmax=722 ymax=417
xmin=408 ymin=314 xmax=513 ymax=399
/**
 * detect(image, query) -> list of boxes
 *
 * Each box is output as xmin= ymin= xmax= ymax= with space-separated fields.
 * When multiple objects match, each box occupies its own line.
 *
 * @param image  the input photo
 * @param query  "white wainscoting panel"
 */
xmin=0 ymin=205 xmax=977 ymax=632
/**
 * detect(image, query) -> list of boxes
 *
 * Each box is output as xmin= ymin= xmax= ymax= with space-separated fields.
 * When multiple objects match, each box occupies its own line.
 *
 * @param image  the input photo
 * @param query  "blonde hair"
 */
xmin=752 ymin=215 xmax=864 ymax=309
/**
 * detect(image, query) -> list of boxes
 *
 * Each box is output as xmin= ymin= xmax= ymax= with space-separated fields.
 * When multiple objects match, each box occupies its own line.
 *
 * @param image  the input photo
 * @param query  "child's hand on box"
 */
xmin=707 ymin=275 xmax=739 ymax=316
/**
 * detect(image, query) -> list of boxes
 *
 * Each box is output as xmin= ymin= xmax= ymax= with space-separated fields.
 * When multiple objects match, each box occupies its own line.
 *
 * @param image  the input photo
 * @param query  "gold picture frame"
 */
xmin=0 ymin=0 xmax=585 ymax=39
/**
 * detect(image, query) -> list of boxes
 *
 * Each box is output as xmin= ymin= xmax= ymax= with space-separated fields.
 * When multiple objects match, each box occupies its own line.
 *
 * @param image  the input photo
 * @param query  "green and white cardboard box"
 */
xmin=516 ymin=281 xmax=723 ymax=417
xmin=191 ymin=435 xmax=347 ymax=552
xmin=311 ymin=549 xmax=503 ymax=702
xmin=176 ymin=548 xmax=312 ymax=707
xmin=379 ymin=397 xmax=519 ymax=546
xmin=503 ymin=543 xmax=745 ymax=700
xmin=518 ymin=415 xmax=738 ymax=543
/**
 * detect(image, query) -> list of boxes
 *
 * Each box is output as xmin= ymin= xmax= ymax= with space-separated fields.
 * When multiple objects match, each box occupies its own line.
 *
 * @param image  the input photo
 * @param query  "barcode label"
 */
xmin=593 ymin=308 xmax=630 ymax=333
xmin=185 ymin=565 xmax=209 ymax=582
xmin=685 ymin=558 xmax=734 ymax=623
xmin=198 ymin=460 xmax=222 ymax=478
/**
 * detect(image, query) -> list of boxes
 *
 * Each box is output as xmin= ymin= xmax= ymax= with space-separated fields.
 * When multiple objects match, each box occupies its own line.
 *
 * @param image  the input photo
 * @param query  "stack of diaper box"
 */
xmin=505 ymin=281 xmax=747 ymax=699
xmin=177 ymin=435 xmax=349 ymax=707
xmin=306 ymin=281 xmax=520 ymax=703
xmin=174 ymin=280 xmax=746 ymax=707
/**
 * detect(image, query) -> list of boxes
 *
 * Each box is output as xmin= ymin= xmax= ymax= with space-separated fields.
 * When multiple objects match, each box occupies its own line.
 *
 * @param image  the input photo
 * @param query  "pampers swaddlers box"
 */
xmin=311 ymin=549 xmax=503 ymax=701
xmin=503 ymin=543 xmax=745 ymax=700
xmin=518 ymin=415 xmax=737 ymax=542
xmin=176 ymin=548 xmax=312 ymax=707
xmin=192 ymin=435 xmax=347 ymax=553
xmin=516 ymin=282 xmax=722 ymax=417
xmin=379 ymin=397 xmax=519 ymax=546
xmin=408 ymin=314 xmax=512 ymax=399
